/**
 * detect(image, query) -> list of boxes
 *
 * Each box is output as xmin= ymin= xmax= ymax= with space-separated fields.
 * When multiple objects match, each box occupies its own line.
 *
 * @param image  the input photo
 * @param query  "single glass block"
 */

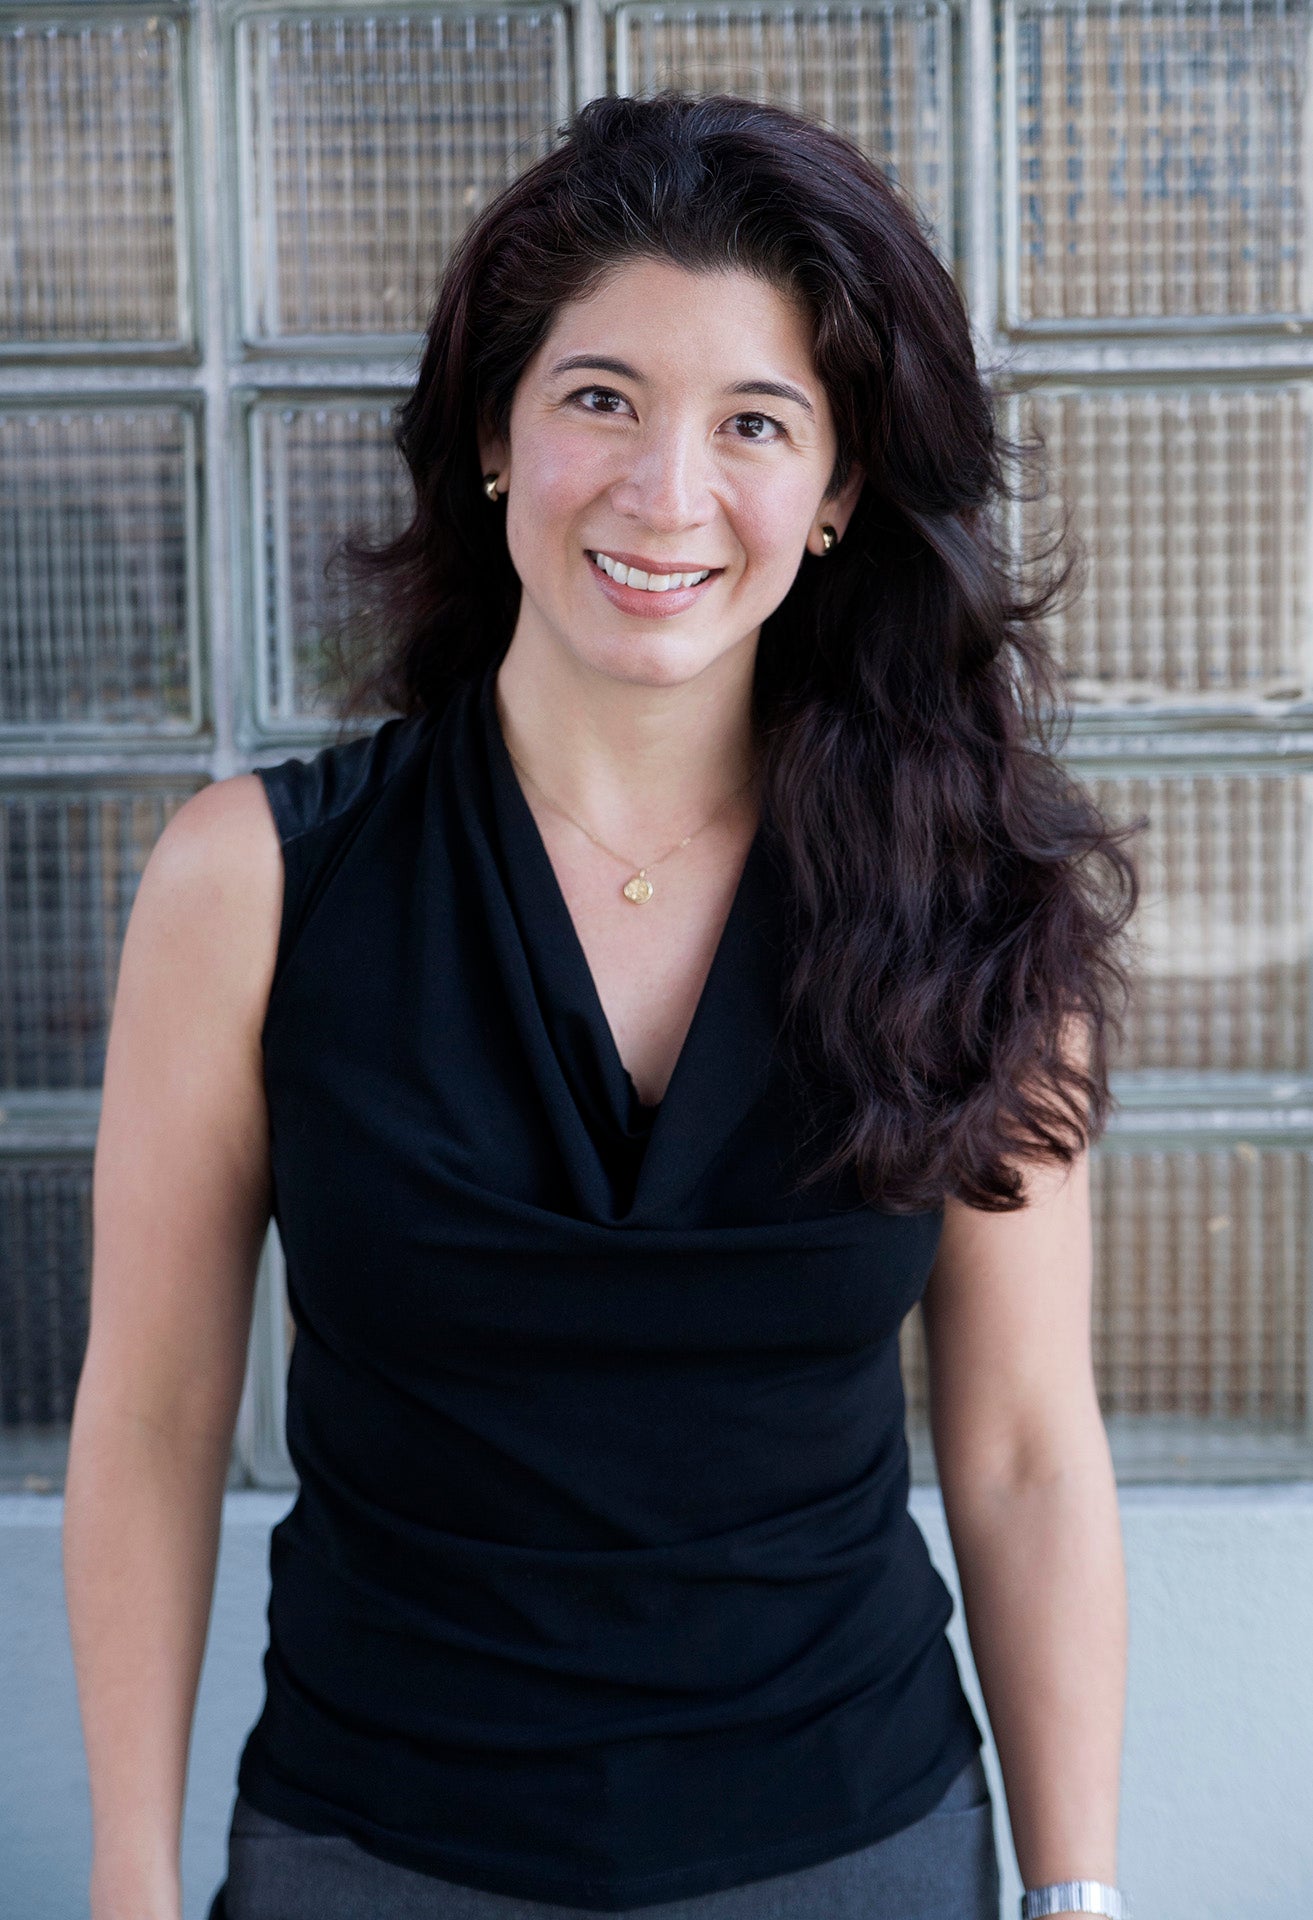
xmin=0 ymin=781 xmax=201 ymax=1091
xmin=251 ymin=399 xmax=414 ymax=725
xmin=1005 ymin=0 xmax=1311 ymax=325
xmin=0 ymin=12 xmax=188 ymax=346
xmin=615 ymin=3 xmax=953 ymax=258
xmin=1094 ymin=772 xmax=1311 ymax=1073
xmin=0 ymin=407 xmax=198 ymax=733
xmin=239 ymin=8 xmax=568 ymax=339
xmin=1091 ymin=1145 xmax=1309 ymax=1428
xmin=1011 ymin=383 xmax=1311 ymax=704
xmin=0 ymin=1158 xmax=92 ymax=1435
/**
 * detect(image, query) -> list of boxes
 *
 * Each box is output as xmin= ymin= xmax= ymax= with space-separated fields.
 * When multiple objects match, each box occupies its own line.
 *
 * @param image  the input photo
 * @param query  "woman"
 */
xmin=65 ymin=91 xmax=1136 ymax=1920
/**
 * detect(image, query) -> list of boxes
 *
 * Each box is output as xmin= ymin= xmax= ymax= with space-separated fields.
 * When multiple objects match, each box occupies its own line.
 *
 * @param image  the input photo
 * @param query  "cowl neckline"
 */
xmin=465 ymin=655 xmax=785 ymax=1227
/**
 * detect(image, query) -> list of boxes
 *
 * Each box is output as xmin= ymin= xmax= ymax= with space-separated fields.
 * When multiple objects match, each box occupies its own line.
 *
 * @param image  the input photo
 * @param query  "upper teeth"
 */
xmin=592 ymin=552 xmax=712 ymax=592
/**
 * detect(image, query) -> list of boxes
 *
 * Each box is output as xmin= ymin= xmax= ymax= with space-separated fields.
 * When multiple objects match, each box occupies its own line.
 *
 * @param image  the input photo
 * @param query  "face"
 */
xmin=477 ymin=257 xmax=865 ymax=690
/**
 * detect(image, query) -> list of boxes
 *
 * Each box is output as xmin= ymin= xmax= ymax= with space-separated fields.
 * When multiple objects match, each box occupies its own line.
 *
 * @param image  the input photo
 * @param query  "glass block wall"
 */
xmin=1 ymin=0 xmax=1309 ymax=1489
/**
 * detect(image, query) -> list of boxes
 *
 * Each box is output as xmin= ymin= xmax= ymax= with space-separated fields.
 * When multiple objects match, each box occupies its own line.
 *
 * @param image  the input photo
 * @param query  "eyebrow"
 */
xmin=547 ymin=353 xmax=815 ymax=418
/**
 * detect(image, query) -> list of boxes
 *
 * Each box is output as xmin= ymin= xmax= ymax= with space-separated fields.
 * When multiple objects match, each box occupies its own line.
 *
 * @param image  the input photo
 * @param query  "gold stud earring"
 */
xmin=483 ymin=473 xmax=502 ymax=501
xmin=820 ymin=524 xmax=836 ymax=553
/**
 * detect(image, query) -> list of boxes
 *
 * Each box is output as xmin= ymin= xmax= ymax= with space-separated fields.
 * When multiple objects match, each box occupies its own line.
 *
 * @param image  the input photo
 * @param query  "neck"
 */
xmin=492 ymin=639 xmax=761 ymax=845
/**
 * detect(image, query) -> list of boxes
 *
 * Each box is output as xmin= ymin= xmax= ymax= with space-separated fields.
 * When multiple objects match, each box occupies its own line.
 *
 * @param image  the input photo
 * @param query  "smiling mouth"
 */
xmin=585 ymin=550 xmax=724 ymax=594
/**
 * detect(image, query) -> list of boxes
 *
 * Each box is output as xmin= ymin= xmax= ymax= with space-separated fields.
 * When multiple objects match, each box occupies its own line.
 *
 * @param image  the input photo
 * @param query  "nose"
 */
xmin=609 ymin=424 xmax=717 ymax=530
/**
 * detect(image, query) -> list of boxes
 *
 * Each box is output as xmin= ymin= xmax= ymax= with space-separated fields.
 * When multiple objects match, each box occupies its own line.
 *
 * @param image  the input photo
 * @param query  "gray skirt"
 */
xmin=208 ymin=1750 xmax=999 ymax=1920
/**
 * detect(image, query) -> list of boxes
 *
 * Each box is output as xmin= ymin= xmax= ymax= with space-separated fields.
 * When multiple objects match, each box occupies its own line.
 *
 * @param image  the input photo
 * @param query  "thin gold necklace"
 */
xmin=503 ymin=742 xmax=758 ymax=905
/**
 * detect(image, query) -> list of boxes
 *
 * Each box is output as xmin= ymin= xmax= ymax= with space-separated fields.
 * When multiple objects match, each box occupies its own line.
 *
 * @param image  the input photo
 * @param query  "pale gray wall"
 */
xmin=3 ymin=1485 xmax=1311 ymax=1920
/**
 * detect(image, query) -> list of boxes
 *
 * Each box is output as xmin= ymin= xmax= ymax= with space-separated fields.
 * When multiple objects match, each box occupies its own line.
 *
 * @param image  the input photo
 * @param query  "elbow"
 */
xmin=935 ymin=1400 xmax=1117 ymax=1518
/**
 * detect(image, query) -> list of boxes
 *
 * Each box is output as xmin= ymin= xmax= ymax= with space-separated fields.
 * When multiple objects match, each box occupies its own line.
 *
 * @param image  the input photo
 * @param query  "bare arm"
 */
xmin=63 ymin=773 xmax=283 ymax=1920
xmin=921 ymin=1139 xmax=1127 ymax=1907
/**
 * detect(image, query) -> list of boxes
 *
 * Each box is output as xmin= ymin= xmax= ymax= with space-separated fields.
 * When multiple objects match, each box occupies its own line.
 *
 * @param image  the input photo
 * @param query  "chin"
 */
xmin=568 ymin=632 xmax=709 ymax=687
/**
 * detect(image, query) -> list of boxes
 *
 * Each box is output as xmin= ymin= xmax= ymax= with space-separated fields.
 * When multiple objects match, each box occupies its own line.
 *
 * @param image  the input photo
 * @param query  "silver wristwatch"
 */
xmin=1021 ymin=1882 xmax=1131 ymax=1919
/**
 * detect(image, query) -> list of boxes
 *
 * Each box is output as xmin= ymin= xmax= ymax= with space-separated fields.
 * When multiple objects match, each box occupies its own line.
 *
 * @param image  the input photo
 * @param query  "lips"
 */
xmin=584 ymin=548 xmax=722 ymax=614
xmin=587 ymin=548 xmax=723 ymax=576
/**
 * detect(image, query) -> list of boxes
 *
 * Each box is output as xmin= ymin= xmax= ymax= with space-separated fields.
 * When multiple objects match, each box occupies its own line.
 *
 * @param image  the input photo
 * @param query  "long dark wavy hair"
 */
xmin=324 ymin=88 xmax=1139 ymax=1214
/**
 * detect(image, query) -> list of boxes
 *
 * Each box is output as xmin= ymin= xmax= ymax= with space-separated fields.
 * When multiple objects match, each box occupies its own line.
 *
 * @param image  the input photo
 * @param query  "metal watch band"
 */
xmin=1020 ymin=1882 xmax=1131 ymax=1919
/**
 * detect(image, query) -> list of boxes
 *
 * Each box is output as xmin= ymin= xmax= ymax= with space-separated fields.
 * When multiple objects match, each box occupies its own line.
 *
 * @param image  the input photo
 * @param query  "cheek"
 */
xmin=525 ymin=437 xmax=610 ymax=508
xmin=504 ymin=447 xmax=603 ymax=583
xmin=737 ymin=492 xmax=813 ymax=572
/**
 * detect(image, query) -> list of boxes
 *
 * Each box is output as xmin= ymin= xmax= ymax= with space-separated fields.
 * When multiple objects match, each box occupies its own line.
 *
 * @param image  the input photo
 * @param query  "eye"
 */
xmin=568 ymin=385 xmax=632 ymax=415
xmin=727 ymin=411 xmax=787 ymax=443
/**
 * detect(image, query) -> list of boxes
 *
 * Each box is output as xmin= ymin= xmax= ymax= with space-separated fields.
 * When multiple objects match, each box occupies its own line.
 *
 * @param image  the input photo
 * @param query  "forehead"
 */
xmin=529 ymin=258 xmax=818 ymax=381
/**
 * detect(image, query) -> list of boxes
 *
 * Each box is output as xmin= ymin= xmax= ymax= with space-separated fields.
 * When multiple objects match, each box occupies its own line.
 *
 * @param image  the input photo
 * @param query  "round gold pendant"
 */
xmin=622 ymin=872 xmax=654 ymax=903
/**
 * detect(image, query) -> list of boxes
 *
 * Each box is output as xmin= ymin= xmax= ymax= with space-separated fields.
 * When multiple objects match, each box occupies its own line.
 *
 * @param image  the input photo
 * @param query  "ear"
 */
xmin=808 ymin=461 xmax=866 ymax=556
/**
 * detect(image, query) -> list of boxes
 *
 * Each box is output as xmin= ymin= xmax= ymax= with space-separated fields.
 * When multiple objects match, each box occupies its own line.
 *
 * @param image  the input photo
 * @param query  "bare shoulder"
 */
xmin=121 ymin=771 xmax=283 ymax=1033
xmin=101 ymin=765 xmax=286 ymax=1182
xmin=142 ymin=769 xmax=282 ymax=918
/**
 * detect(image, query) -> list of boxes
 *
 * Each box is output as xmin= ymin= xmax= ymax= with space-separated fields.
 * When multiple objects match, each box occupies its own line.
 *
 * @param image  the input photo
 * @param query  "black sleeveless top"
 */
xmin=235 ymin=655 xmax=983 ymax=1910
